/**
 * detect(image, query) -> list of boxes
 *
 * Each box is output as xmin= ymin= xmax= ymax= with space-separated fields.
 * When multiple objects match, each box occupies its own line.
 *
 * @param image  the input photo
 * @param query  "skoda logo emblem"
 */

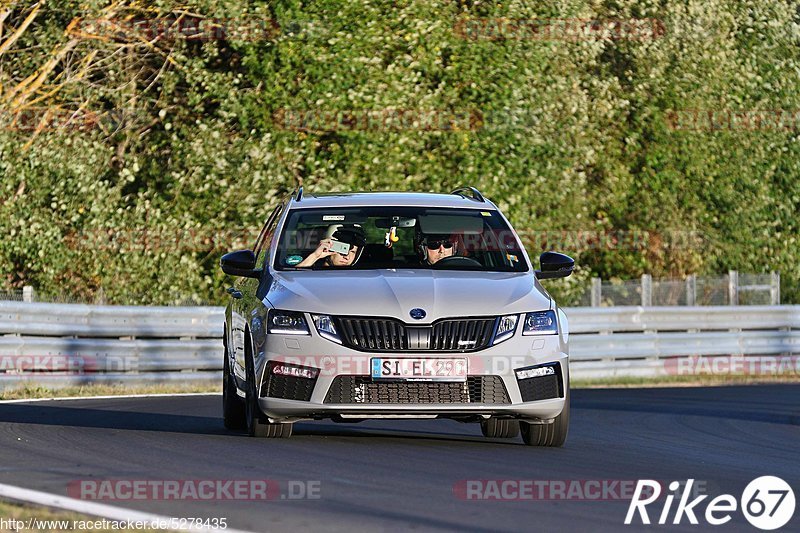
xmin=409 ymin=308 xmax=426 ymax=320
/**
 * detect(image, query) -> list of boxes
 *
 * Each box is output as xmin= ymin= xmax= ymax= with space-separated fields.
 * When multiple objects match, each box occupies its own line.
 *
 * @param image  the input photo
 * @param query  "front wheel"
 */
xmin=521 ymin=388 xmax=569 ymax=447
xmin=222 ymin=333 xmax=246 ymax=430
xmin=480 ymin=418 xmax=520 ymax=438
xmin=223 ymin=355 xmax=246 ymax=430
xmin=244 ymin=353 xmax=293 ymax=438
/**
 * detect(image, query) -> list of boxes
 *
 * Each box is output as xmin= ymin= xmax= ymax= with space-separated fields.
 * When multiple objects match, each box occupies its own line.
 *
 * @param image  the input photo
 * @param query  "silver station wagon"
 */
xmin=221 ymin=187 xmax=574 ymax=446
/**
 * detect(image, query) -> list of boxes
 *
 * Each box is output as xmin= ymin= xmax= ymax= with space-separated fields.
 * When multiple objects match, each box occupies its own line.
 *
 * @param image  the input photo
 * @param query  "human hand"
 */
xmin=313 ymin=238 xmax=336 ymax=259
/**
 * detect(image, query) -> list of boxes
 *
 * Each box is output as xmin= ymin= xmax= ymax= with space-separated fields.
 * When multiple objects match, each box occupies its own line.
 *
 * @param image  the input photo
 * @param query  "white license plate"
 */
xmin=370 ymin=358 xmax=468 ymax=381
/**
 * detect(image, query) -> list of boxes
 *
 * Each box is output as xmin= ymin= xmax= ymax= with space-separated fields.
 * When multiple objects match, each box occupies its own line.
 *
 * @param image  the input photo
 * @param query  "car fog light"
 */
xmin=516 ymin=365 xmax=556 ymax=380
xmin=271 ymin=363 xmax=319 ymax=379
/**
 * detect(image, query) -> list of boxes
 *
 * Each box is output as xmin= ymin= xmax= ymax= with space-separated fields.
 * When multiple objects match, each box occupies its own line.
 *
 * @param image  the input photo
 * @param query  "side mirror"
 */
xmin=220 ymin=250 xmax=260 ymax=279
xmin=536 ymin=251 xmax=574 ymax=280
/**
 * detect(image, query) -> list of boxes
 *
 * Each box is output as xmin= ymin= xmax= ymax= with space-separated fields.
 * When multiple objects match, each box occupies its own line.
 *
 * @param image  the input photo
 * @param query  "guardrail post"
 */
xmin=641 ymin=274 xmax=652 ymax=307
xmin=591 ymin=277 xmax=601 ymax=307
xmin=770 ymin=271 xmax=780 ymax=305
xmin=728 ymin=270 xmax=739 ymax=305
xmin=22 ymin=286 xmax=35 ymax=303
xmin=685 ymin=274 xmax=696 ymax=306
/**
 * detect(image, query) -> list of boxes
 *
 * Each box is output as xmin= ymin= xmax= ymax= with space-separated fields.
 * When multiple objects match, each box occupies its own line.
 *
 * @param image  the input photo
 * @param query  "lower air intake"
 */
xmin=324 ymin=376 xmax=510 ymax=404
xmin=517 ymin=363 xmax=563 ymax=402
xmin=261 ymin=373 xmax=316 ymax=402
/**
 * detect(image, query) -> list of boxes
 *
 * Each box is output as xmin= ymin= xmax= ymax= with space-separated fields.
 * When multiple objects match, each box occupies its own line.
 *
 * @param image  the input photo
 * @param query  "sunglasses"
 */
xmin=426 ymin=240 xmax=454 ymax=250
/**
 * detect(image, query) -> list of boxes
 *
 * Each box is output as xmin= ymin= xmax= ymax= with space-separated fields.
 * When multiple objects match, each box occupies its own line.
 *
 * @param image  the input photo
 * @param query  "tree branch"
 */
xmin=0 ymin=2 xmax=41 ymax=58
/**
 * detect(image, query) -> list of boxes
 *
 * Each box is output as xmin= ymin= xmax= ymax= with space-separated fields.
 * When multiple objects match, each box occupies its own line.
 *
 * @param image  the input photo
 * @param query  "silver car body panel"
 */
xmin=226 ymin=191 xmax=570 ymax=424
xmin=266 ymin=270 xmax=552 ymax=319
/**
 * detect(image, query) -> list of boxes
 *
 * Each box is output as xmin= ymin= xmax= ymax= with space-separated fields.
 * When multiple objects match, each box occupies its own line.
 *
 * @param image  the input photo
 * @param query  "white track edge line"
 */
xmin=0 ymin=482 xmax=253 ymax=532
xmin=0 ymin=393 xmax=220 ymax=404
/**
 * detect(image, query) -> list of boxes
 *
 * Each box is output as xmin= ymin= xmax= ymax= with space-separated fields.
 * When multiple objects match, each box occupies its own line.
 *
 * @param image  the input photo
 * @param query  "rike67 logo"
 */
xmin=626 ymin=477 xmax=795 ymax=530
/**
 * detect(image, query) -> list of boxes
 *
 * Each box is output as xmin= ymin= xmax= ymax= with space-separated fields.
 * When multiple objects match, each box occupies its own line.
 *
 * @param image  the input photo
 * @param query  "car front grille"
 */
xmin=336 ymin=318 xmax=407 ymax=350
xmin=324 ymin=376 xmax=511 ymax=404
xmin=517 ymin=363 xmax=563 ymax=402
xmin=333 ymin=317 xmax=496 ymax=352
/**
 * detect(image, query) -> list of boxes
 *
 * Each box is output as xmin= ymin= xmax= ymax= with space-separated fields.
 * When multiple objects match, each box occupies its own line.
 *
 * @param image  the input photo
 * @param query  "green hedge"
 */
xmin=1 ymin=0 xmax=798 ymax=305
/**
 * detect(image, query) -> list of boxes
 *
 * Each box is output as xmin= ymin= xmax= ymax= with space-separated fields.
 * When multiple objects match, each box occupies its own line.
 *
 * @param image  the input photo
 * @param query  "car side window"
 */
xmin=253 ymin=203 xmax=284 ymax=270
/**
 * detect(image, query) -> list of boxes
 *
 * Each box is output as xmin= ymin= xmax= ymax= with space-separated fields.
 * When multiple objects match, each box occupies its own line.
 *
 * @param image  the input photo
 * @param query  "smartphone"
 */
xmin=328 ymin=240 xmax=351 ymax=255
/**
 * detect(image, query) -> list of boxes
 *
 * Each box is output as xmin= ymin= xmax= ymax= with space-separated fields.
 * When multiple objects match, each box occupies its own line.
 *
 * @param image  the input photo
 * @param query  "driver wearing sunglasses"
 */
xmin=418 ymin=233 xmax=458 ymax=265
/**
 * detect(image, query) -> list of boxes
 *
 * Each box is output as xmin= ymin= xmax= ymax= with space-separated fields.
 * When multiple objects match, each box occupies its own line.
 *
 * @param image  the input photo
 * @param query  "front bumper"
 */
xmin=259 ymin=396 xmax=566 ymax=422
xmin=251 ymin=330 xmax=569 ymax=423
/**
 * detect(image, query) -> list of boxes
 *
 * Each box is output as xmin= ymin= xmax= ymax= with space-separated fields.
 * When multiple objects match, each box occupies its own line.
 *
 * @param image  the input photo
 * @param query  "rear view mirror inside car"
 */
xmin=374 ymin=217 xmax=417 ymax=228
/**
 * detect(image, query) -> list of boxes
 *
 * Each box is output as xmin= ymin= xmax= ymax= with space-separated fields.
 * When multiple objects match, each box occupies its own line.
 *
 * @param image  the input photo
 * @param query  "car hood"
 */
xmin=265 ymin=269 xmax=551 ymax=321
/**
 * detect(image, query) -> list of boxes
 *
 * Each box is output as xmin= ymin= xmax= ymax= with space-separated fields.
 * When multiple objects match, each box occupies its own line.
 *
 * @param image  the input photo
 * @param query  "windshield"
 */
xmin=274 ymin=207 xmax=529 ymax=272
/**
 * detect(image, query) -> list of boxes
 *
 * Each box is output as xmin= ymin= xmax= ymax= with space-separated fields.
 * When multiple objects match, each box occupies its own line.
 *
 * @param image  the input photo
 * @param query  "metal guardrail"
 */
xmin=0 ymin=301 xmax=797 ymax=389
xmin=0 ymin=301 xmax=223 ymax=390
xmin=0 ymin=302 xmax=222 ymax=338
xmin=567 ymin=305 xmax=799 ymax=378
xmin=567 ymin=305 xmax=800 ymax=333
xmin=0 ymin=372 xmax=219 ymax=390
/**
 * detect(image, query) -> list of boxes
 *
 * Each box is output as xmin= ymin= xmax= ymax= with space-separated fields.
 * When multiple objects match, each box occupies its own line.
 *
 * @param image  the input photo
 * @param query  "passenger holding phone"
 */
xmin=297 ymin=224 xmax=367 ymax=268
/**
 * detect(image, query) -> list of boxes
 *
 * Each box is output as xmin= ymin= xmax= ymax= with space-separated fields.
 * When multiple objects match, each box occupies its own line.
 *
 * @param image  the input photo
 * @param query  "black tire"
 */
xmin=222 ymin=348 xmax=247 ymax=430
xmin=244 ymin=345 xmax=293 ymax=438
xmin=521 ymin=387 xmax=570 ymax=447
xmin=480 ymin=417 xmax=520 ymax=438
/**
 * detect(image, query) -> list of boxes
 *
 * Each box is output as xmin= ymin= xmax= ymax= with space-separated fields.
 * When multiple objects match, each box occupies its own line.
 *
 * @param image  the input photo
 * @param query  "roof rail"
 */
xmin=450 ymin=186 xmax=485 ymax=203
xmin=294 ymin=186 xmax=303 ymax=202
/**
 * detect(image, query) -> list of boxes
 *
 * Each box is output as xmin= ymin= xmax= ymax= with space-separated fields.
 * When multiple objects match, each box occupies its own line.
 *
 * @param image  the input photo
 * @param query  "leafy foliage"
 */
xmin=1 ymin=0 xmax=798 ymax=305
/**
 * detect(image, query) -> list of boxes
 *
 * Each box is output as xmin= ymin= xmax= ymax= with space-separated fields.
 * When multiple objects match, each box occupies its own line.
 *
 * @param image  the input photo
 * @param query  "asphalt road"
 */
xmin=0 ymin=385 xmax=797 ymax=532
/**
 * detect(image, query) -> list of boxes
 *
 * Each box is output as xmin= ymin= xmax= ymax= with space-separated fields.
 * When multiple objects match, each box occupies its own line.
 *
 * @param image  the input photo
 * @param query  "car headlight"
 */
xmin=522 ymin=310 xmax=558 ymax=335
xmin=493 ymin=314 xmax=519 ymax=345
xmin=267 ymin=310 xmax=310 ymax=335
xmin=311 ymin=314 xmax=342 ymax=344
